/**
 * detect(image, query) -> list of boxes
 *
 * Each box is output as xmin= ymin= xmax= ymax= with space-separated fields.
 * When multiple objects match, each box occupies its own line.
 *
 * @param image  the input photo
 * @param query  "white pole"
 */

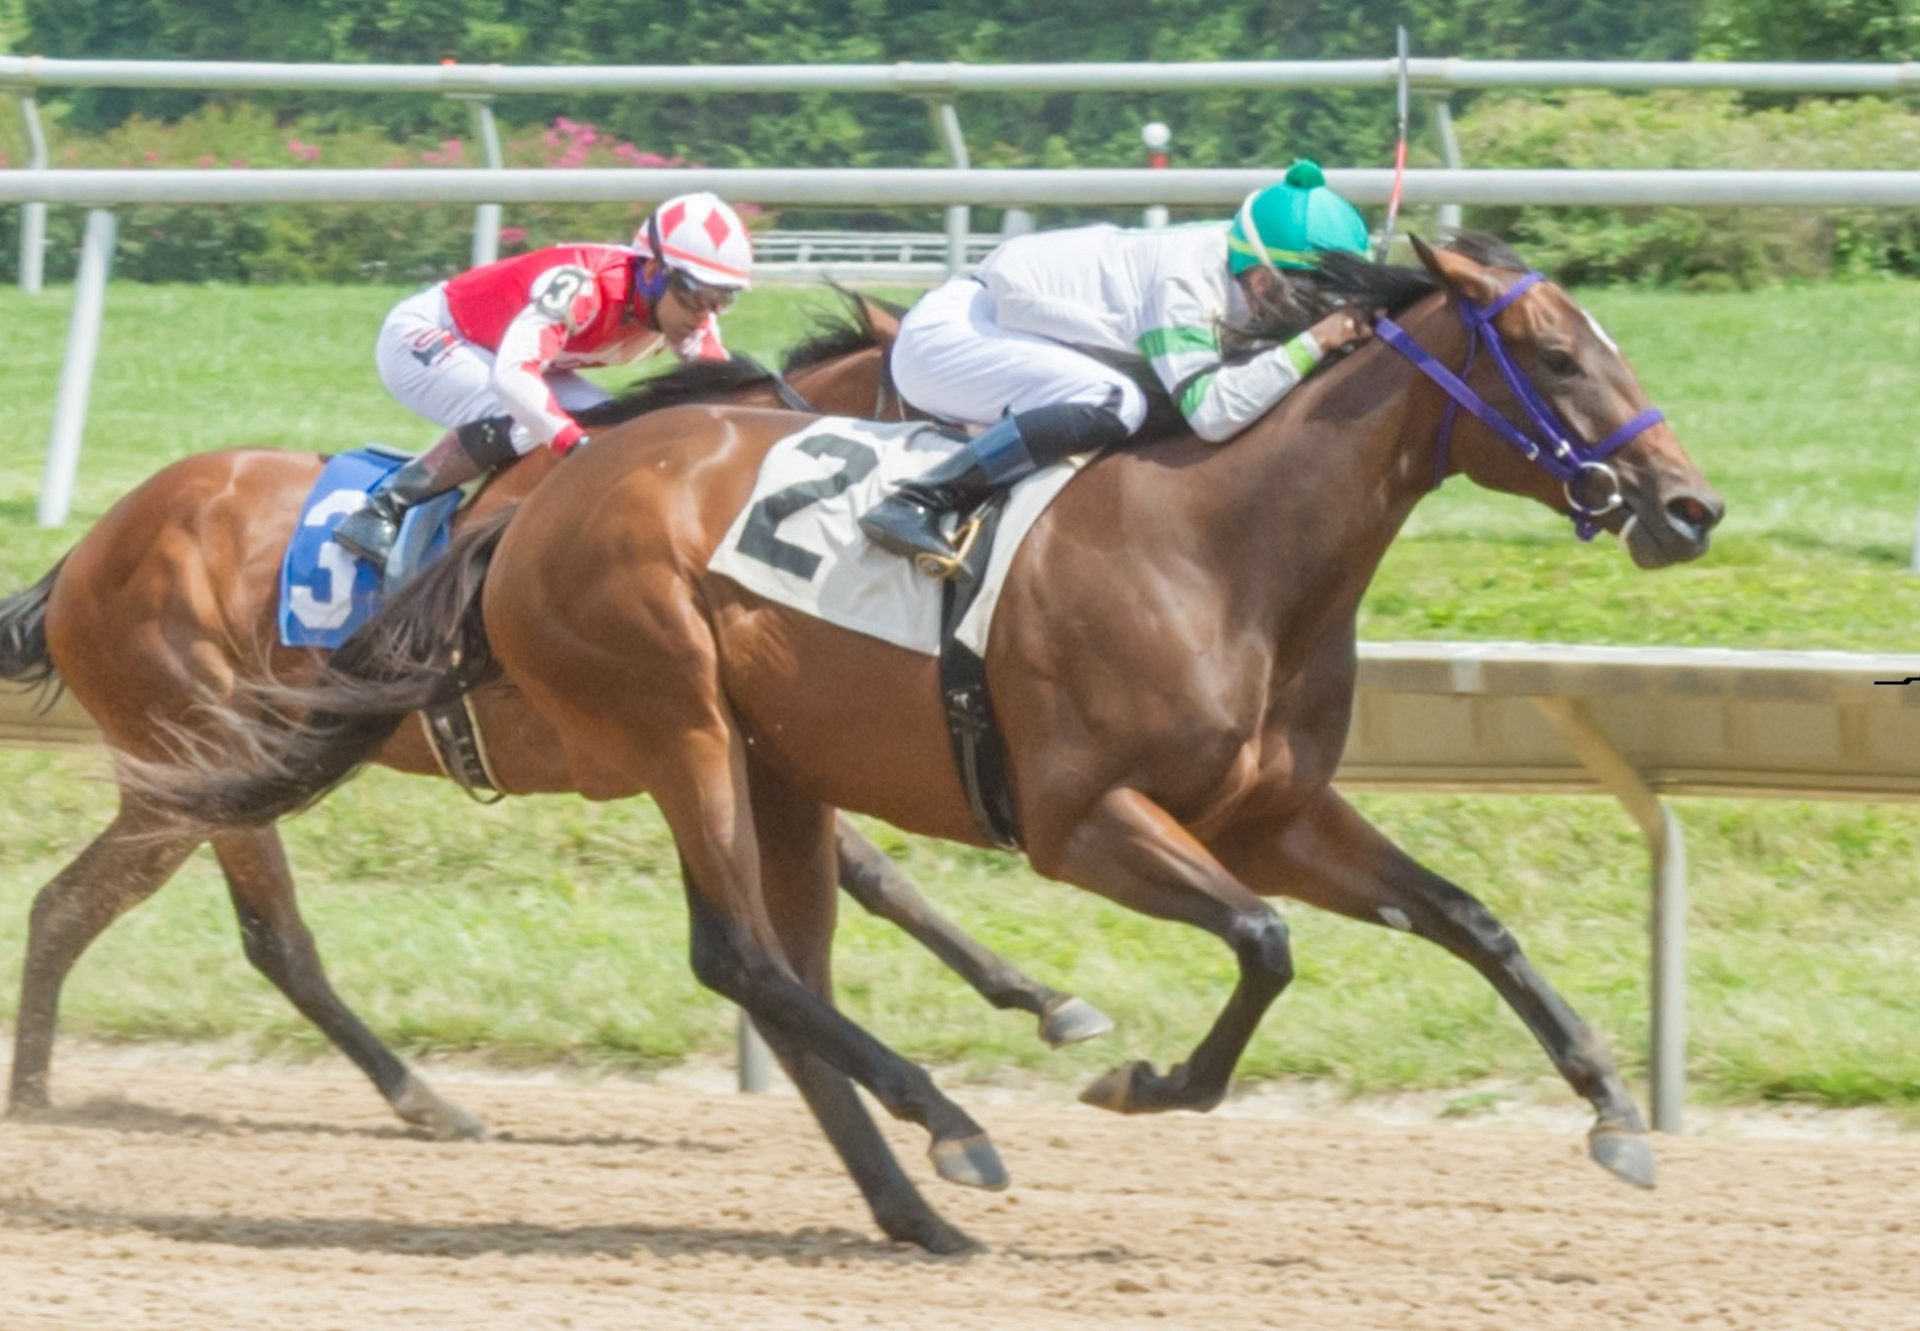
xmin=1141 ymin=121 xmax=1170 ymax=228
xmin=737 ymin=1010 xmax=776 ymax=1093
xmin=928 ymin=100 xmax=971 ymax=275
xmin=1533 ymin=696 xmax=1687 ymax=1133
xmin=18 ymin=95 xmax=48 ymax=293
xmin=463 ymin=96 xmax=504 ymax=267
xmin=1649 ymin=803 xmax=1688 ymax=1134
xmin=1431 ymin=96 xmax=1464 ymax=234
xmin=39 ymin=209 xmax=117 ymax=528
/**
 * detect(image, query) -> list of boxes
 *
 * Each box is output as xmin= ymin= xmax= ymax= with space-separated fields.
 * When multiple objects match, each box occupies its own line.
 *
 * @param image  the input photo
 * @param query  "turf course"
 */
xmin=0 ymin=277 xmax=1915 ymax=1115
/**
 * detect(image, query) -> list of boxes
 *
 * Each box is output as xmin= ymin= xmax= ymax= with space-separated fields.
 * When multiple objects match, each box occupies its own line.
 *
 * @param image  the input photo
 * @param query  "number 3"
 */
xmin=532 ymin=265 xmax=593 ymax=326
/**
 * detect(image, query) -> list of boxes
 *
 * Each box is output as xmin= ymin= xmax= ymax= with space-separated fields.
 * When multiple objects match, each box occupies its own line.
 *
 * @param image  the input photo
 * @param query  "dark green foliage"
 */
xmin=3 ymin=2 xmax=1914 ymax=285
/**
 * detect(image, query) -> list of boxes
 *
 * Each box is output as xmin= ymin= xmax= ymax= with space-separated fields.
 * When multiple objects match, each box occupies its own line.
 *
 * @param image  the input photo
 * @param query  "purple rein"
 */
xmin=1373 ymin=272 xmax=1665 ymax=541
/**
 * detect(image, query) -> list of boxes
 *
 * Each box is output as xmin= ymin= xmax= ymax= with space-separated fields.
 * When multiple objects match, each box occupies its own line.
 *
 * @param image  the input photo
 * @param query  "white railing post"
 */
xmin=16 ymin=93 xmax=48 ymax=293
xmin=1533 ymin=696 xmax=1687 ymax=1134
xmin=460 ymin=95 xmax=505 ymax=267
xmin=737 ymin=1010 xmax=776 ymax=1093
xmin=1430 ymin=95 xmax=1463 ymax=234
xmin=39 ymin=208 xmax=117 ymax=527
xmin=1141 ymin=121 xmax=1171 ymax=228
xmin=927 ymin=99 xmax=971 ymax=275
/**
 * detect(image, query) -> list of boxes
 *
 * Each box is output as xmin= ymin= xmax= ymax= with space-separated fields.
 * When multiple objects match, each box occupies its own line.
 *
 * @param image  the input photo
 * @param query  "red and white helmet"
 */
xmin=633 ymin=191 xmax=753 ymax=290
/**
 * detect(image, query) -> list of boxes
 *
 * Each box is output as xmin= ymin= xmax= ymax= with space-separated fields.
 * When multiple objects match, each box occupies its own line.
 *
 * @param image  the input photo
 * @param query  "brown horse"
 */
xmin=0 ymin=293 xmax=1108 ymax=1143
xmin=131 ymin=237 xmax=1724 ymax=1253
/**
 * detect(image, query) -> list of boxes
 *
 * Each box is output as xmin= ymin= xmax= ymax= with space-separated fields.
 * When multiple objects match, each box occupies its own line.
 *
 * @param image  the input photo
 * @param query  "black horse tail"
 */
xmin=119 ymin=507 xmax=516 ymax=828
xmin=0 ymin=558 xmax=66 ymax=705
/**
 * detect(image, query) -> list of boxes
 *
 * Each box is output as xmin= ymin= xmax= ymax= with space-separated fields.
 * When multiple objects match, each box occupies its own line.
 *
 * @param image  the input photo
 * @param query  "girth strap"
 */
xmin=936 ymin=496 xmax=1023 ymax=851
xmin=419 ymin=696 xmax=508 ymax=805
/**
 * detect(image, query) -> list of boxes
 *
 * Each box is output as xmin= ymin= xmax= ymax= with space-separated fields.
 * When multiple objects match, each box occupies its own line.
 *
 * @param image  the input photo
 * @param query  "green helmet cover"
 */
xmin=1227 ymin=159 xmax=1370 ymax=274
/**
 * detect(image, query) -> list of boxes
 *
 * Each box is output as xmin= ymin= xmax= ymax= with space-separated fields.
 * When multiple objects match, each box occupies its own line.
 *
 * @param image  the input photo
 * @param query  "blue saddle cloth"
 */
xmin=278 ymin=448 xmax=463 ymax=649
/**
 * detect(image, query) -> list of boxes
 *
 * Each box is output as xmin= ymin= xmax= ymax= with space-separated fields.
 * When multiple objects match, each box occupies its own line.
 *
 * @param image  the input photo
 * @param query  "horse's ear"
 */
xmin=1410 ymin=235 xmax=1504 ymax=307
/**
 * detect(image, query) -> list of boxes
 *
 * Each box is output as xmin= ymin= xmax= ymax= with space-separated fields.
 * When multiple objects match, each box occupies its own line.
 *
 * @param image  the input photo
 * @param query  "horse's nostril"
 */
xmin=1666 ymin=493 xmax=1721 ymax=535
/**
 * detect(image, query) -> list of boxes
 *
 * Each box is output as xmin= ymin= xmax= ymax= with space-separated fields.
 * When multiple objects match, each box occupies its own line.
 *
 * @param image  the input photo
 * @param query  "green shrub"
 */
xmin=1452 ymin=91 xmax=1920 ymax=287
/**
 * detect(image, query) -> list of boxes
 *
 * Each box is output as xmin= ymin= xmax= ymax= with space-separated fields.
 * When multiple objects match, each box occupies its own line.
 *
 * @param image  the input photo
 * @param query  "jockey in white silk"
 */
xmin=864 ymin=160 xmax=1376 ymax=578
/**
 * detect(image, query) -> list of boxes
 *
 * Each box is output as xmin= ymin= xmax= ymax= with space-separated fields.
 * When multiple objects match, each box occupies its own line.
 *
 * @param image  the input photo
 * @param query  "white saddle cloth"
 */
xmin=706 ymin=417 xmax=1085 ymax=657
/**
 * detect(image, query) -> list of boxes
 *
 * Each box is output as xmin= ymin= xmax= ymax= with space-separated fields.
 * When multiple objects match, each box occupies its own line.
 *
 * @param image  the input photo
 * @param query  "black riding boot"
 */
xmin=332 ymin=416 xmax=514 ymax=568
xmin=857 ymin=441 xmax=998 ymax=578
xmin=858 ymin=403 xmax=1130 ymax=580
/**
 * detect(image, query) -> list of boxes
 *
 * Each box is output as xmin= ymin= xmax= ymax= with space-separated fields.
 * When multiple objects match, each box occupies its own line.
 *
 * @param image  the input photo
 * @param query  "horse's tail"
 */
xmin=120 ymin=507 xmax=516 ymax=828
xmin=0 ymin=558 xmax=67 ymax=705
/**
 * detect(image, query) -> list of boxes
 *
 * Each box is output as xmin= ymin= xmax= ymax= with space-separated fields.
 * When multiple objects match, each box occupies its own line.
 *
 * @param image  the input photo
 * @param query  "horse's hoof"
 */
xmin=1589 ymin=1128 xmax=1657 ymax=1189
xmin=928 ymin=1133 xmax=1009 ymax=1191
xmin=1079 ymin=1060 xmax=1147 ymax=1114
xmin=390 ymin=1074 xmax=489 ymax=1142
xmin=884 ymin=1212 xmax=980 ymax=1256
xmin=1039 ymin=996 xmax=1114 ymax=1049
xmin=4 ymin=1094 xmax=53 ymax=1122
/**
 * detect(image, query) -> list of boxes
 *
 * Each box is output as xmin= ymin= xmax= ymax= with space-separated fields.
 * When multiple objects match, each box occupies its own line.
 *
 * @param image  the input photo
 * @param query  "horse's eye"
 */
xmin=1541 ymin=348 xmax=1581 ymax=377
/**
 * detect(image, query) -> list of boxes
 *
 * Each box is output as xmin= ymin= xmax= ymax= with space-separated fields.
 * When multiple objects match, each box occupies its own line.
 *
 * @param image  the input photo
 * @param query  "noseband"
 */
xmin=1374 ymin=272 xmax=1664 ymax=541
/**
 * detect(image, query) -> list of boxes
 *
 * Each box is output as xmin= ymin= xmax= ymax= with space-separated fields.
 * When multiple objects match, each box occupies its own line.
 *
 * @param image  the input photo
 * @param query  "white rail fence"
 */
xmin=12 ymin=160 xmax=1920 ymax=530
xmin=6 ymin=642 xmax=1916 ymax=1131
xmin=9 ymin=55 xmax=1920 ymax=525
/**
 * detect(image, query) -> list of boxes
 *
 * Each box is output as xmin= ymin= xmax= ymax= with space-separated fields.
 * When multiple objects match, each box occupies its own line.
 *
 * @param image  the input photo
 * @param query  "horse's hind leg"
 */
xmin=832 ymin=815 xmax=1111 ymax=1049
xmin=209 ymin=827 xmax=485 ymax=1141
xmin=9 ymin=805 xmax=198 ymax=1115
xmin=654 ymin=713 xmax=1004 ymax=1193
xmin=1216 ymin=787 xmax=1654 ymax=1188
xmin=748 ymin=783 xmax=973 ymax=1253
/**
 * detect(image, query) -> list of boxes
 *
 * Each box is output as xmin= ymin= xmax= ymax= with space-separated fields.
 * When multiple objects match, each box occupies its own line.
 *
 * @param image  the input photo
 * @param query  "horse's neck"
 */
xmin=1165 ymin=294 xmax=1464 ymax=651
xmin=787 ymin=346 xmax=888 ymax=418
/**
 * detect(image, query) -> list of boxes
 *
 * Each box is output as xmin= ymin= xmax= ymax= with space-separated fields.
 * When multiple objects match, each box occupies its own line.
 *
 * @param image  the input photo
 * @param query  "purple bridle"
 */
xmin=1373 ymin=271 xmax=1665 ymax=541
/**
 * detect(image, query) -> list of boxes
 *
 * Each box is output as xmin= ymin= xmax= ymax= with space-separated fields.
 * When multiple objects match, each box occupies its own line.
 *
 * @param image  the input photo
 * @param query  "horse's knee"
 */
xmin=236 ymin=913 xmax=299 ymax=978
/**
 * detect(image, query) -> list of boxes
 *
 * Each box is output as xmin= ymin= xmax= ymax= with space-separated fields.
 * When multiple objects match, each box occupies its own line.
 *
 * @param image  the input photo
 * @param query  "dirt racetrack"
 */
xmin=1 ymin=1055 xmax=1916 ymax=1331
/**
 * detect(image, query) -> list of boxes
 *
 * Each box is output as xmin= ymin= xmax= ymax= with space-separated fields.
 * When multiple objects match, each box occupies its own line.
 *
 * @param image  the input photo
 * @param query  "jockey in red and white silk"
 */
xmin=332 ymin=190 xmax=754 ymax=571
xmin=439 ymin=241 xmax=727 ymax=455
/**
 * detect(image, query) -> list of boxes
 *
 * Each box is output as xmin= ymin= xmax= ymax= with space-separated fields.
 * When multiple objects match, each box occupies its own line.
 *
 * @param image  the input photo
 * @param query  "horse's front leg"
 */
xmin=1213 ymin=786 xmax=1654 ymax=1188
xmin=1032 ymin=788 xmax=1294 ymax=1115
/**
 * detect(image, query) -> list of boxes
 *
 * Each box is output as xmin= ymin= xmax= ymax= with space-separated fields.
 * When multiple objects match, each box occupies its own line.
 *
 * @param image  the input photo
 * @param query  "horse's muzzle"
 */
xmin=1622 ymin=483 xmax=1724 ymax=568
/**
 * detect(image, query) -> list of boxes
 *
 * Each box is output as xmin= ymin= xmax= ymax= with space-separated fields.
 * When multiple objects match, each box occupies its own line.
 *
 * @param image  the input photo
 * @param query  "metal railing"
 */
xmin=9 ymin=640 xmax=1917 ymax=1129
xmin=10 ymin=55 xmax=1920 ymax=528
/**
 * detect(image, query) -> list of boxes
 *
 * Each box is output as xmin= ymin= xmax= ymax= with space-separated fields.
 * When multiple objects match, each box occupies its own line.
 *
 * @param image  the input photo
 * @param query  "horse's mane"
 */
xmin=573 ymin=288 xmax=886 ymax=429
xmin=1126 ymin=232 xmax=1527 ymax=443
xmin=1306 ymin=232 xmax=1528 ymax=321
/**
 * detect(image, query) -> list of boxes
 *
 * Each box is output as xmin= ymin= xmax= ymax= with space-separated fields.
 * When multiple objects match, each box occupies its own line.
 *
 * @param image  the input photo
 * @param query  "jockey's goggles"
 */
xmin=666 ymin=268 xmax=740 ymax=315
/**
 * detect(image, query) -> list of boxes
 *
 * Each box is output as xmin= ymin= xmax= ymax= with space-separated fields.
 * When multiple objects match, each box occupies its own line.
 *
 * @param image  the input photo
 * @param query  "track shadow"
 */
xmin=0 ymin=1195 xmax=971 ymax=1265
xmin=8 ymin=1095 xmax=718 ymax=1153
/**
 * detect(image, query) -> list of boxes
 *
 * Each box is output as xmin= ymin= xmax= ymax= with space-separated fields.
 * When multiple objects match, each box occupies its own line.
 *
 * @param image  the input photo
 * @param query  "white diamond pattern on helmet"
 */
xmin=634 ymin=191 xmax=754 ymax=290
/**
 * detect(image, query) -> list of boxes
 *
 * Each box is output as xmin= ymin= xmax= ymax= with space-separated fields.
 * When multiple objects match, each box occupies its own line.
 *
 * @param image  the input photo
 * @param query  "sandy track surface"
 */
xmin=1 ymin=1059 xmax=1916 ymax=1330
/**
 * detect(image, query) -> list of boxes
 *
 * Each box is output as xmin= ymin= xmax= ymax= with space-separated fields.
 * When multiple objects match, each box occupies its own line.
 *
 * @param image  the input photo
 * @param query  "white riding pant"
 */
xmin=373 ymin=286 xmax=612 ymax=455
xmin=889 ymin=277 xmax=1149 ymax=433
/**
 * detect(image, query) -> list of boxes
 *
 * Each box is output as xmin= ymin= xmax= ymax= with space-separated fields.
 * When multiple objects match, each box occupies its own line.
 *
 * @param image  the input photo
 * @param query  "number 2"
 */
xmin=736 ymin=433 xmax=879 ymax=581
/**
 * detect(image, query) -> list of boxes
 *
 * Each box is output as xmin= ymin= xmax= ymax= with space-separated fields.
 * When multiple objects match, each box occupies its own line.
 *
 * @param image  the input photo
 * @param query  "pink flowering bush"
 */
xmin=0 ymin=106 xmax=775 ymax=283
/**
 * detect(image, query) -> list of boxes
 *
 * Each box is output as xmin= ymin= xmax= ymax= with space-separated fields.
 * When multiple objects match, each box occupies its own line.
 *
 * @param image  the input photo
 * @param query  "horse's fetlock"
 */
xmin=1230 ymin=910 xmax=1293 ymax=980
xmin=1446 ymin=898 xmax=1517 ymax=959
xmin=687 ymin=930 xmax=749 ymax=999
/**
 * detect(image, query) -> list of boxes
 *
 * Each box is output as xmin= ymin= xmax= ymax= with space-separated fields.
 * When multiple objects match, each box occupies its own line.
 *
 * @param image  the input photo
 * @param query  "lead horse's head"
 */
xmin=1383 ymin=236 xmax=1723 ymax=568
